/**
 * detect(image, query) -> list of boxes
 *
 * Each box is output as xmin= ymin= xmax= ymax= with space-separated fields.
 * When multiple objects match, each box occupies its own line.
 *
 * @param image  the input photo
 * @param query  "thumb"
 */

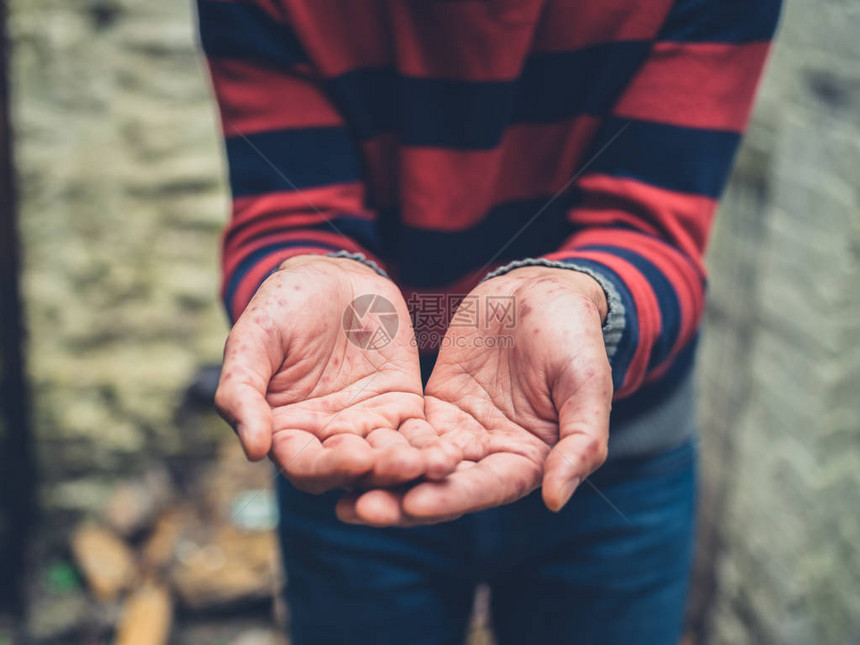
xmin=221 ymin=382 xmax=274 ymax=461
xmin=542 ymin=366 xmax=611 ymax=512
xmin=542 ymin=432 xmax=607 ymax=512
xmin=214 ymin=325 xmax=277 ymax=461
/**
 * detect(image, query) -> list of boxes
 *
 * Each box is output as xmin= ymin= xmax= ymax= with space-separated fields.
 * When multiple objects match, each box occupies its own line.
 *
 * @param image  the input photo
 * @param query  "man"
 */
xmin=199 ymin=1 xmax=780 ymax=642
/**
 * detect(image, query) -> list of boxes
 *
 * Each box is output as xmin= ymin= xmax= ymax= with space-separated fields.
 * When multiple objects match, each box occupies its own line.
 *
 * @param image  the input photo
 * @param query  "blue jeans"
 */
xmin=276 ymin=438 xmax=697 ymax=645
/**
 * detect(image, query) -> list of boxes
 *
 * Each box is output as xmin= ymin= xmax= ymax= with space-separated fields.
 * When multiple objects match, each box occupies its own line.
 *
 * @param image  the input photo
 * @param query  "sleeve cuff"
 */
xmin=482 ymin=258 xmax=626 ymax=362
xmin=325 ymin=250 xmax=390 ymax=279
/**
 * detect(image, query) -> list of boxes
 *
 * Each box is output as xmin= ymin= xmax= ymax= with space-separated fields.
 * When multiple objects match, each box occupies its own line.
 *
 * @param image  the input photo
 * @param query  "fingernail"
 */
xmin=556 ymin=476 xmax=581 ymax=511
xmin=236 ymin=423 xmax=251 ymax=459
xmin=335 ymin=499 xmax=361 ymax=524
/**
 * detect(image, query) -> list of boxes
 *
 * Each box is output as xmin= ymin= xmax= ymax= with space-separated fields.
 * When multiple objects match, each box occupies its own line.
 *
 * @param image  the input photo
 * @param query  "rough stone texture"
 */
xmin=696 ymin=1 xmax=860 ymax=643
xmin=9 ymin=0 xmax=231 ymax=528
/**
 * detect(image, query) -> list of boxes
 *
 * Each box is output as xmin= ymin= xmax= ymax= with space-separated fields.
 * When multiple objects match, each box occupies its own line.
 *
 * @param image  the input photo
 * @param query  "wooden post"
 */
xmin=0 ymin=0 xmax=36 ymax=617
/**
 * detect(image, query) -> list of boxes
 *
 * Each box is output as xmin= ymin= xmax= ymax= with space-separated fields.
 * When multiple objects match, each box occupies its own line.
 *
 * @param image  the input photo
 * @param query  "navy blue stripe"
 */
xmin=659 ymin=0 xmax=781 ymax=43
xmin=324 ymin=42 xmax=650 ymax=148
xmin=224 ymin=239 xmax=343 ymax=316
xmin=395 ymin=198 xmax=575 ymax=288
xmin=588 ymin=117 xmax=741 ymax=198
xmin=328 ymin=69 xmax=514 ymax=147
xmin=512 ymin=42 xmax=650 ymax=124
xmin=558 ymin=258 xmax=638 ymax=392
xmin=197 ymin=0 xmax=307 ymax=67
xmin=582 ymin=245 xmax=681 ymax=369
xmin=304 ymin=217 xmax=384 ymax=259
xmin=400 ymin=77 xmax=514 ymax=149
xmin=226 ymin=127 xmax=361 ymax=198
xmin=231 ymin=215 xmax=383 ymax=259
xmin=208 ymin=38 xmax=650 ymax=150
xmin=611 ymin=335 xmax=698 ymax=422
xmin=325 ymin=69 xmax=399 ymax=141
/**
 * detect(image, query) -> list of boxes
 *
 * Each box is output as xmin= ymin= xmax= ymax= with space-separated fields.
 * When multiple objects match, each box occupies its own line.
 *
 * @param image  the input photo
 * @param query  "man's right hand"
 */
xmin=215 ymin=255 xmax=461 ymax=495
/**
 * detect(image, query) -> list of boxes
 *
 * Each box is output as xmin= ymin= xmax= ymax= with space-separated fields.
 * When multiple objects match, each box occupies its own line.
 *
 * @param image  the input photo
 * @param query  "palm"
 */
xmin=336 ymin=267 xmax=613 ymax=525
xmin=216 ymin=257 xmax=457 ymax=494
xmin=419 ymin=333 xmax=558 ymax=510
xmin=266 ymin=278 xmax=431 ymax=492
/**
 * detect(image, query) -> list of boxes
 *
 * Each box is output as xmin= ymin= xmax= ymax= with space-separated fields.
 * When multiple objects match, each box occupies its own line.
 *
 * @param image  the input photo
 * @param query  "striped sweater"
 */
xmin=198 ymin=0 xmax=780 ymax=412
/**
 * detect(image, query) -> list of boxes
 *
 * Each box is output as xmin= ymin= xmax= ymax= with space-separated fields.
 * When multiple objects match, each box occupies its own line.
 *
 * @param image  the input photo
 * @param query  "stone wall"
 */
xmin=10 ymin=0 xmax=230 ymax=530
xmin=696 ymin=1 xmax=860 ymax=642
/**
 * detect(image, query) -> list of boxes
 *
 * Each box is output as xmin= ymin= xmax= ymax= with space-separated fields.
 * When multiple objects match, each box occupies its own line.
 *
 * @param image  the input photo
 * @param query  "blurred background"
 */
xmin=0 ymin=0 xmax=858 ymax=643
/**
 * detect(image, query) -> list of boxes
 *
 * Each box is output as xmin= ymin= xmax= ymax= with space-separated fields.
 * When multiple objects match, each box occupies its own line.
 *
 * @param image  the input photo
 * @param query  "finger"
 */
xmin=335 ymin=492 xmax=363 ymax=523
xmin=398 ymin=418 xmax=463 ymax=480
xmin=423 ymin=397 xmax=490 ymax=462
xmin=343 ymin=489 xmax=407 ymax=526
xmin=401 ymin=453 xmax=542 ymax=521
xmin=542 ymin=363 xmax=611 ymax=512
xmin=337 ymin=463 xmax=480 ymax=527
xmin=271 ymin=430 xmax=374 ymax=494
xmin=215 ymin=324 xmax=279 ymax=461
xmin=365 ymin=427 xmax=410 ymax=449
xmin=542 ymin=433 xmax=606 ymax=512
xmin=219 ymin=383 xmax=273 ymax=461
xmin=336 ymin=488 xmax=465 ymax=528
xmin=361 ymin=428 xmax=425 ymax=487
xmin=356 ymin=490 xmax=406 ymax=526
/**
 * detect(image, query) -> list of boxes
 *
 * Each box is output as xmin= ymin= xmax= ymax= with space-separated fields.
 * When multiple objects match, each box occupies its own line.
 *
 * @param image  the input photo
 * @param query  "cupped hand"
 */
xmin=215 ymin=255 xmax=460 ymax=495
xmin=337 ymin=266 xmax=613 ymax=526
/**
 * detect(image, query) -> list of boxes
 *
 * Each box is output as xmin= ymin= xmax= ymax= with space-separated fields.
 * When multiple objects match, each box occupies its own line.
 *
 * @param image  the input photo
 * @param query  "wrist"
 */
xmin=277 ymin=253 xmax=381 ymax=277
xmin=499 ymin=265 xmax=609 ymax=324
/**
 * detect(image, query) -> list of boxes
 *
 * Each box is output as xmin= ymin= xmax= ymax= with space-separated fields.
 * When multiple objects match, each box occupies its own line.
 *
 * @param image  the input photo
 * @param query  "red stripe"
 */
xmin=390 ymin=2 xmax=538 ymax=80
xmin=615 ymin=42 xmax=772 ymax=131
xmin=495 ymin=119 xmax=602 ymax=204
xmin=208 ymin=59 xmax=342 ymax=135
xmin=572 ymin=173 xmax=717 ymax=265
xmin=567 ymin=209 xmax=663 ymax=238
xmin=399 ymin=118 xmax=600 ymax=232
xmin=228 ymin=184 xmax=374 ymax=243
xmin=223 ymin=229 xmax=365 ymax=277
xmin=533 ymin=0 xmax=673 ymax=52
xmin=549 ymin=248 xmax=660 ymax=398
xmin=225 ymin=213 xmax=368 ymax=258
xmin=399 ymin=147 xmax=499 ymax=231
xmin=283 ymin=0 xmax=390 ymax=76
xmin=569 ymin=228 xmax=704 ymax=367
xmin=231 ymin=184 xmax=371 ymax=227
xmin=630 ymin=239 xmax=704 ymax=363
